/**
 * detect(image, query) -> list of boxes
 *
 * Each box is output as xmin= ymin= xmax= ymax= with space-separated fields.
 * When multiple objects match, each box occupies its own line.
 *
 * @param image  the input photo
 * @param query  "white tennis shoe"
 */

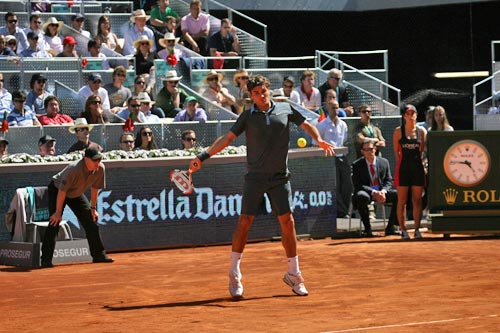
xmin=283 ymin=272 xmax=308 ymax=296
xmin=229 ymin=270 xmax=243 ymax=298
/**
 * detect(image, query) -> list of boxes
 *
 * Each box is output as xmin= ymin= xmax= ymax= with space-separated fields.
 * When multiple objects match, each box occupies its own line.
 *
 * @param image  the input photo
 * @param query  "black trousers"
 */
xmin=41 ymin=181 xmax=106 ymax=263
xmin=353 ymin=189 xmax=398 ymax=231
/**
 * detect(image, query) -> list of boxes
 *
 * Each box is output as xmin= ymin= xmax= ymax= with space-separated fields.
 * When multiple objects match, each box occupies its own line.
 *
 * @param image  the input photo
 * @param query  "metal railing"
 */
xmin=316 ymin=51 xmax=400 ymax=115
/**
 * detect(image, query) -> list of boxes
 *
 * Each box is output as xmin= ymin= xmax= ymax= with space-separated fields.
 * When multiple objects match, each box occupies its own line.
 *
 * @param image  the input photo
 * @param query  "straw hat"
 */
xmin=203 ymin=70 xmax=224 ymax=85
xmin=69 ymin=118 xmax=94 ymax=134
xmin=233 ymin=69 xmax=249 ymax=85
xmin=161 ymin=70 xmax=182 ymax=81
xmin=133 ymin=35 xmax=154 ymax=50
xmin=42 ymin=17 xmax=63 ymax=31
xmin=136 ymin=92 xmax=155 ymax=105
xmin=130 ymin=9 xmax=150 ymax=23
xmin=159 ymin=32 xmax=180 ymax=48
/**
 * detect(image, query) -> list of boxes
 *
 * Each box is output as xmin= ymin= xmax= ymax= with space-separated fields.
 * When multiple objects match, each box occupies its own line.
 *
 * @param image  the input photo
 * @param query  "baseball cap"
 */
xmin=88 ymin=73 xmax=102 ymax=82
xmin=283 ymin=76 xmax=295 ymax=85
xmin=0 ymin=136 xmax=8 ymax=144
xmin=38 ymin=135 xmax=56 ymax=146
xmin=62 ymin=36 xmax=77 ymax=45
xmin=84 ymin=147 xmax=103 ymax=161
xmin=71 ymin=13 xmax=85 ymax=21
xmin=184 ymin=96 xmax=197 ymax=103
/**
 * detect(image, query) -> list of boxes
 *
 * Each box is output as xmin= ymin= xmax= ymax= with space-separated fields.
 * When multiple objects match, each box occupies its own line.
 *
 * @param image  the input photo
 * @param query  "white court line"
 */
xmin=321 ymin=314 xmax=499 ymax=333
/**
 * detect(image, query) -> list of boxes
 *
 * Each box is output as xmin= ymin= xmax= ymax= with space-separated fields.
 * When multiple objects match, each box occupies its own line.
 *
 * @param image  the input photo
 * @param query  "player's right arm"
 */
xmin=189 ymin=131 xmax=237 ymax=172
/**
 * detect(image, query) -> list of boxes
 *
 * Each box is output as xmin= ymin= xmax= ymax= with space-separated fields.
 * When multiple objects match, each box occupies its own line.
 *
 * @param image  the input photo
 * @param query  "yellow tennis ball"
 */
xmin=297 ymin=137 xmax=307 ymax=148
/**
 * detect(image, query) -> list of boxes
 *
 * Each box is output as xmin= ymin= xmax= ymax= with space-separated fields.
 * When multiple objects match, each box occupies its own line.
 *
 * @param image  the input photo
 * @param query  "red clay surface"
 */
xmin=2 ymin=232 xmax=500 ymax=332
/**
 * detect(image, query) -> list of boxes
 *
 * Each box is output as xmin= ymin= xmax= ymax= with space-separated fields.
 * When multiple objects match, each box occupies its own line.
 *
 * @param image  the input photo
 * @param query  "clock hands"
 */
xmin=450 ymin=160 xmax=475 ymax=172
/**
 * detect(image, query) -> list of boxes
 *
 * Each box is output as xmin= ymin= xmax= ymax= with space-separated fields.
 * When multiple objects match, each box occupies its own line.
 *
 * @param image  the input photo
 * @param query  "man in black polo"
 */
xmin=41 ymin=147 xmax=113 ymax=268
xmin=189 ymin=75 xmax=335 ymax=298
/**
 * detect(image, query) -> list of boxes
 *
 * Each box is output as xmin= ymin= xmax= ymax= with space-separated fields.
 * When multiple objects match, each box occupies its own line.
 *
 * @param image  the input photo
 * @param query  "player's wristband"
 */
xmin=196 ymin=150 xmax=210 ymax=162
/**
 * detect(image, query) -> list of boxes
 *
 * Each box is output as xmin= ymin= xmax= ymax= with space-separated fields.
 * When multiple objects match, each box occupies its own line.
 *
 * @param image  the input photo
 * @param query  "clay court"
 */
xmin=2 ymin=232 xmax=500 ymax=332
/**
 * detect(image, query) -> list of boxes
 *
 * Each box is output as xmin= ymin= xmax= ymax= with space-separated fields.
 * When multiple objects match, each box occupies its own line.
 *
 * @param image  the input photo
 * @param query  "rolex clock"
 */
xmin=443 ymin=139 xmax=491 ymax=187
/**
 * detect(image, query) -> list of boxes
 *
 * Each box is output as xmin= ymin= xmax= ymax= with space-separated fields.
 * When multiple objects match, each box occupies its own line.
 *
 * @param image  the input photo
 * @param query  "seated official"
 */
xmin=352 ymin=140 xmax=399 ymax=237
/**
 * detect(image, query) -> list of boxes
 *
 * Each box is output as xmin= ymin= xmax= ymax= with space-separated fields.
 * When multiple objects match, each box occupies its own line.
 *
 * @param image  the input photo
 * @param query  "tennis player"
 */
xmin=189 ymin=75 xmax=334 ymax=297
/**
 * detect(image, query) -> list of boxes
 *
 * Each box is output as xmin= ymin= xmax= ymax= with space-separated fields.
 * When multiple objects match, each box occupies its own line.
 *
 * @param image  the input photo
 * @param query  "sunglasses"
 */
xmin=49 ymin=24 xmax=59 ymax=27
xmin=121 ymin=140 xmax=134 ymax=144
xmin=14 ymin=99 xmax=26 ymax=103
xmin=239 ymin=76 xmax=249 ymax=80
xmin=0 ymin=79 xmax=3 ymax=82
xmin=136 ymin=81 xmax=145 ymax=85
xmin=142 ymin=131 xmax=153 ymax=136
xmin=168 ymin=81 xmax=178 ymax=85
xmin=76 ymin=127 xmax=89 ymax=132
xmin=91 ymin=100 xmax=102 ymax=105
xmin=30 ymin=36 xmax=39 ymax=40
xmin=140 ymin=42 xmax=150 ymax=46
xmin=207 ymin=77 xmax=219 ymax=82
xmin=167 ymin=40 xmax=176 ymax=44
xmin=36 ymin=80 xmax=46 ymax=84
xmin=361 ymin=110 xmax=372 ymax=114
xmin=8 ymin=20 xmax=18 ymax=24
xmin=116 ymin=73 xmax=126 ymax=77
xmin=283 ymin=84 xmax=293 ymax=88
xmin=183 ymin=138 xmax=196 ymax=142
xmin=130 ymin=104 xmax=141 ymax=108
xmin=330 ymin=77 xmax=341 ymax=81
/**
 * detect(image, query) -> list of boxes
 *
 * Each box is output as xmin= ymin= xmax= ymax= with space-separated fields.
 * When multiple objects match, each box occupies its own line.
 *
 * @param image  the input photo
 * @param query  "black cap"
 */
xmin=32 ymin=73 xmax=47 ymax=82
xmin=38 ymin=135 xmax=56 ymax=146
xmin=88 ymin=73 xmax=102 ymax=82
xmin=84 ymin=147 xmax=103 ymax=161
xmin=0 ymin=136 xmax=8 ymax=144
xmin=71 ymin=13 xmax=85 ymax=21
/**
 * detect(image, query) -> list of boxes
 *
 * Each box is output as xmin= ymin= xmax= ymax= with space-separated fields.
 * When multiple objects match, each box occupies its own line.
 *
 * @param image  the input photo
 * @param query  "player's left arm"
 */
xmin=300 ymin=121 xmax=335 ymax=156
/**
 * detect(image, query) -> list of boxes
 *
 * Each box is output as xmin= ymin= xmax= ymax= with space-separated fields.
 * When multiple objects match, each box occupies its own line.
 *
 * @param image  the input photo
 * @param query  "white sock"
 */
xmin=230 ymin=252 xmax=242 ymax=273
xmin=287 ymin=256 xmax=300 ymax=275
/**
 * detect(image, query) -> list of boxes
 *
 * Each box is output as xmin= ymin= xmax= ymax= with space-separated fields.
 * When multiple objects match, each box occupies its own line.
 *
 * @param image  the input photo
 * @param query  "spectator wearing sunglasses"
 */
xmin=181 ymin=129 xmax=196 ymax=150
xmin=273 ymin=76 xmax=300 ymax=105
xmin=119 ymin=132 xmax=135 ymax=151
xmin=78 ymin=73 xmax=111 ymax=113
xmin=39 ymin=95 xmax=73 ymax=126
xmin=0 ymin=34 xmax=16 ymax=56
xmin=174 ymin=96 xmax=207 ymax=122
xmin=5 ymin=35 xmax=17 ymax=54
xmin=0 ymin=12 xmax=29 ymax=54
xmin=318 ymin=68 xmax=352 ymax=115
xmin=353 ymin=104 xmax=386 ymax=159
xmin=70 ymin=14 xmax=91 ymax=39
xmin=26 ymin=74 xmax=51 ymax=116
xmin=7 ymin=90 xmax=41 ymax=126
xmin=202 ymin=70 xmax=236 ymax=111
xmin=156 ymin=70 xmax=188 ymax=118
xmin=134 ymin=126 xmax=158 ymax=150
xmin=21 ymin=31 xmax=51 ymax=58
xmin=67 ymin=118 xmax=103 ymax=153
xmin=24 ymin=14 xmax=50 ymax=54
xmin=104 ymin=66 xmax=132 ymax=113
xmin=81 ymin=95 xmax=109 ymax=124
xmin=117 ymin=96 xmax=146 ymax=123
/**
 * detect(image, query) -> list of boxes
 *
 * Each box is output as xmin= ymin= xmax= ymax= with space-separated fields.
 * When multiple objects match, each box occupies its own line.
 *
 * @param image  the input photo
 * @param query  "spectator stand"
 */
xmin=316 ymin=50 xmax=401 ymax=116
xmin=203 ymin=0 xmax=268 ymax=67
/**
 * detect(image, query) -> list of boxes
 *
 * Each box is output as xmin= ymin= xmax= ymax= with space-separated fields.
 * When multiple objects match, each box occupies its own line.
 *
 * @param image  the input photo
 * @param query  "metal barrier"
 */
xmin=0 ymin=117 xmax=402 ymax=172
xmin=316 ymin=51 xmax=401 ymax=116
xmin=0 ymin=57 xmax=135 ymax=92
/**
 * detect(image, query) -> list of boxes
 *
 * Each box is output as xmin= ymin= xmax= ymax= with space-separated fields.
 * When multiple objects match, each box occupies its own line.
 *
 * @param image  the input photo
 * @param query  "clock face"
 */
xmin=443 ymin=140 xmax=490 ymax=187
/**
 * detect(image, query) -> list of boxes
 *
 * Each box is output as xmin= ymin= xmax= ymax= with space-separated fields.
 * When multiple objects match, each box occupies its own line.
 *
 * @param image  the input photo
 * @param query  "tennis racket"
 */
xmin=169 ymin=169 xmax=194 ymax=195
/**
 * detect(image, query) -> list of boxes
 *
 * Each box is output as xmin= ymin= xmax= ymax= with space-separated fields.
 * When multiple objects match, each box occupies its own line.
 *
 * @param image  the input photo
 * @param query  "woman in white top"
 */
xmin=95 ymin=15 xmax=122 ymax=54
xmin=42 ymin=17 xmax=63 ymax=56
xmin=430 ymin=105 xmax=454 ymax=131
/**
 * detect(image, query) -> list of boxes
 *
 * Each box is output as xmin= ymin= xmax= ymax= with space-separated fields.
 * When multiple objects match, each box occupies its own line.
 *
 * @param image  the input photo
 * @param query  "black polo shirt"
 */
xmin=230 ymin=101 xmax=305 ymax=174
